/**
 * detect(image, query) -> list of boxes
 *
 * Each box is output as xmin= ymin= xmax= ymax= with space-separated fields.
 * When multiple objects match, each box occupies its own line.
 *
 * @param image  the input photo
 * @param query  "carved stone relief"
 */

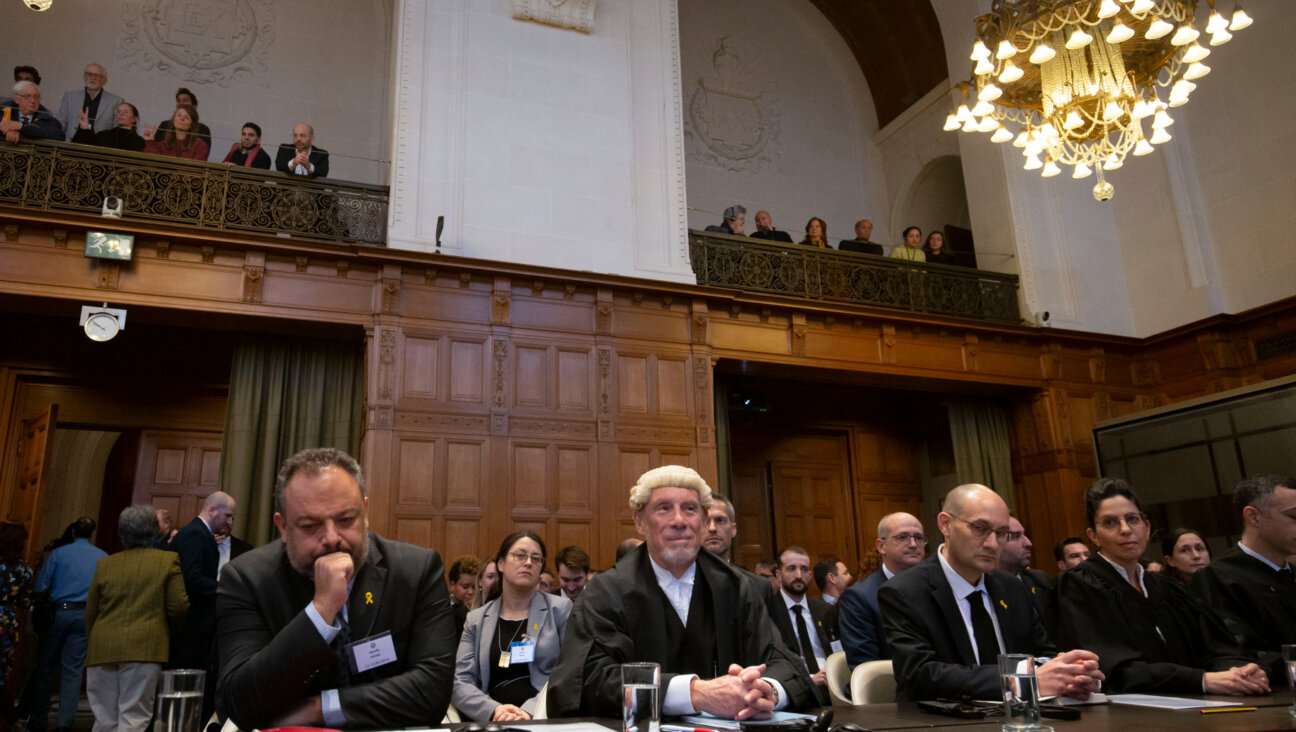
xmin=510 ymin=0 xmax=596 ymax=34
xmin=120 ymin=0 xmax=276 ymax=87
xmin=683 ymin=36 xmax=781 ymax=173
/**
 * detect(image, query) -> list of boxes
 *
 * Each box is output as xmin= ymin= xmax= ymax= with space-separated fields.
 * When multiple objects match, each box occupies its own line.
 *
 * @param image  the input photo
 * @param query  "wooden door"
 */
xmin=731 ymin=462 xmax=774 ymax=570
xmin=7 ymin=404 xmax=57 ymax=559
xmin=131 ymin=430 xmax=223 ymax=529
xmin=769 ymin=453 xmax=857 ymax=577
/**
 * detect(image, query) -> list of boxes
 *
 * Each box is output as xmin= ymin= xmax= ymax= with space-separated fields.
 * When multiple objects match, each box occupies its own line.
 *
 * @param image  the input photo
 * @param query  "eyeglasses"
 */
xmin=1007 ymin=531 xmax=1024 ymax=542
xmin=507 ymin=550 xmax=544 ymax=566
xmin=947 ymin=513 xmax=1010 ymax=542
xmin=887 ymin=532 xmax=927 ymax=545
xmin=1095 ymin=512 xmax=1147 ymax=531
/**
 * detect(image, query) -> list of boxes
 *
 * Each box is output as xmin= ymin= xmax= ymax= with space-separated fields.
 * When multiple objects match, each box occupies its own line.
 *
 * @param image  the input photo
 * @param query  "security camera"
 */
xmin=102 ymin=196 xmax=123 ymax=218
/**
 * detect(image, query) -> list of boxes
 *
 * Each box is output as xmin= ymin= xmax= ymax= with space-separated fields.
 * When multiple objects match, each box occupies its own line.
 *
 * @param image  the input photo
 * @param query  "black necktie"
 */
xmin=1277 ymin=567 xmax=1293 ymax=585
xmin=968 ymin=590 xmax=1001 ymax=665
xmin=792 ymin=604 xmax=819 ymax=673
xmin=333 ymin=611 xmax=352 ymax=687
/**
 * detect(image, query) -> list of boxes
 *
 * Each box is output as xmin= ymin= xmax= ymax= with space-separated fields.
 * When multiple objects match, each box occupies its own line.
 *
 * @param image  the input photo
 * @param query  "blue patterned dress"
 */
xmin=0 ymin=560 xmax=34 ymax=685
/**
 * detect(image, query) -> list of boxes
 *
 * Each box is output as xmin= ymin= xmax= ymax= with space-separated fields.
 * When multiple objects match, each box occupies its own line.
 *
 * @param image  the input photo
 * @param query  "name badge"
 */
xmin=509 ymin=639 xmax=536 ymax=664
xmin=345 ymin=630 xmax=398 ymax=674
xmin=830 ymin=640 xmax=843 ymax=654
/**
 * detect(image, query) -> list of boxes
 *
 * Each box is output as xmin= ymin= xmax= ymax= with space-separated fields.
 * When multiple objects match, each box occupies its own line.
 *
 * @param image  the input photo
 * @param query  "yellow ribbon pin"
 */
xmin=1000 ymin=599 xmax=1008 ymax=609
xmin=533 ymin=623 xmax=539 ymax=630
xmin=365 ymin=592 xmax=374 ymax=605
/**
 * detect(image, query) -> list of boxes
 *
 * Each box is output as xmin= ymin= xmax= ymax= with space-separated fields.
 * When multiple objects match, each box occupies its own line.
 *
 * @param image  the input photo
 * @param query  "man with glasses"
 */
xmin=839 ymin=512 xmax=925 ymax=667
xmin=879 ymin=484 xmax=1105 ymax=702
xmin=1 ymin=81 xmax=63 ymax=143
xmin=998 ymin=516 xmax=1058 ymax=640
xmin=1058 ymin=477 xmax=1270 ymax=695
xmin=56 ymin=63 xmax=123 ymax=140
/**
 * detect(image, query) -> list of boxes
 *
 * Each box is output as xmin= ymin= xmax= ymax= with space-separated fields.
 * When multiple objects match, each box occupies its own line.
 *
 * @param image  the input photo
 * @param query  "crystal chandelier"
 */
xmin=945 ymin=0 xmax=1252 ymax=200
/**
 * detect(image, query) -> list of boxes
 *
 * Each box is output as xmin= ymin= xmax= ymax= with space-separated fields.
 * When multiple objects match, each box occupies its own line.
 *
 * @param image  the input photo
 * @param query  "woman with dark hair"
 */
xmin=890 ymin=226 xmax=926 ymax=261
xmin=1161 ymin=528 xmax=1211 ymax=586
xmin=0 ymin=521 xmax=33 ymax=732
xmin=84 ymin=505 xmax=189 ymax=732
xmin=476 ymin=560 xmax=498 ymax=608
xmin=798 ymin=217 xmax=829 ymax=249
xmin=1056 ymin=479 xmax=1268 ymax=695
xmin=448 ymin=555 xmax=481 ymax=639
xmin=452 ymin=531 xmax=572 ymax=722
xmin=71 ymin=102 xmax=144 ymax=152
xmin=922 ymin=231 xmax=957 ymax=265
xmin=142 ymin=104 xmax=208 ymax=160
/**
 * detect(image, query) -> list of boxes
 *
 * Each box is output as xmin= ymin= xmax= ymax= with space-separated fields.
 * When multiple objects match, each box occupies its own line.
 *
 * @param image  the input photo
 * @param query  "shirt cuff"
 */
xmin=766 ymin=678 xmax=789 ymax=711
xmin=304 ymin=601 xmax=341 ymax=644
xmin=321 ymin=689 xmax=345 ymax=727
xmin=662 ymin=674 xmax=698 ymax=716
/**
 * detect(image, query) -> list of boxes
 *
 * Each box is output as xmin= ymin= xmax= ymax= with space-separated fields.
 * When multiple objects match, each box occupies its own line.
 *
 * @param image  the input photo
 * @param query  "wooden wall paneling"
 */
xmin=395 ymin=437 xmax=439 ymax=510
xmin=131 ymin=430 xmax=223 ymax=528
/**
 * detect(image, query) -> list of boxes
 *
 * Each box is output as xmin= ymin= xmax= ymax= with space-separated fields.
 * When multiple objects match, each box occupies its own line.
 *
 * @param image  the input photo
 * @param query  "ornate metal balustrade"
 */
xmin=0 ymin=140 xmax=387 ymax=246
xmin=689 ymin=230 xmax=1021 ymax=323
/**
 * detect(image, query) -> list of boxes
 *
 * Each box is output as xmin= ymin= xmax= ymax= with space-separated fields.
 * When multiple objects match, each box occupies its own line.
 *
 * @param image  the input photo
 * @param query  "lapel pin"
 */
xmin=365 ymin=591 xmax=374 ymax=605
xmin=532 ymin=623 xmax=539 ymax=630
xmin=999 ymin=599 xmax=1008 ymax=610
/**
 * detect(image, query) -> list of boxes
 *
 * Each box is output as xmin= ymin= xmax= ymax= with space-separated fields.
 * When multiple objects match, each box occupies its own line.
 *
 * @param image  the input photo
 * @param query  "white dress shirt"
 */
xmin=780 ymin=589 xmax=827 ymax=670
xmin=936 ymin=544 xmax=1005 ymax=664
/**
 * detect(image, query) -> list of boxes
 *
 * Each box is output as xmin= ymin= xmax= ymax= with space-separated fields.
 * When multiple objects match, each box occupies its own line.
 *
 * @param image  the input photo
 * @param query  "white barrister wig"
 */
xmin=628 ymin=465 xmax=714 ymax=511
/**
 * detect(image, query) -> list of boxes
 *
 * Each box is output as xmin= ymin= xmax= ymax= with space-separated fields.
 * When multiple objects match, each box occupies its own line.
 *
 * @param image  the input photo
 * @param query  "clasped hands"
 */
xmin=1037 ymin=650 xmax=1105 ymax=700
xmin=690 ymin=663 xmax=777 ymax=720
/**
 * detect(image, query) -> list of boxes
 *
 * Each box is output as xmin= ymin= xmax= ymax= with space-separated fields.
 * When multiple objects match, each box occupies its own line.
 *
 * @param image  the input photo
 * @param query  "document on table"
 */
xmin=1045 ymin=692 xmax=1110 ymax=705
xmin=679 ymin=711 xmax=816 ymax=729
xmin=506 ymin=725 xmax=619 ymax=732
xmin=1107 ymin=694 xmax=1245 ymax=710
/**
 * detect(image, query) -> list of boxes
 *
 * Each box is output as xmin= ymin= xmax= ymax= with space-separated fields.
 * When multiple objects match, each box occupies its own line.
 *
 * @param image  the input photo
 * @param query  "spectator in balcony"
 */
xmin=890 ymin=226 xmax=926 ymax=262
xmin=155 ymin=88 xmax=212 ymax=156
xmin=56 ymin=63 xmax=123 ymax=141
xmin=1 ymin=82 xmax=64 ymax=143
xmin=1 ymin=66 xmax=41 ymax=106
xmin=142 ymin=105 xmax=209 ymax=161
xmin=923 ymin=231 xmax=958 ymax=266
xmin=221 ymin=122 xmax=272 ymax=169
xmin=704 ymin=205 xmax=745 ymax=235
xmin=748 ymin=210 xmax=794 ymax=243
xmin=276 ymin=123 xmax=330 ymax=178
xmin=71 ymin=101 xmax=145 ymax=152
xmin=839 ymin=219 xmax=883 ymax=255
xmin=798 ymin=217 xmax=829 ymax=249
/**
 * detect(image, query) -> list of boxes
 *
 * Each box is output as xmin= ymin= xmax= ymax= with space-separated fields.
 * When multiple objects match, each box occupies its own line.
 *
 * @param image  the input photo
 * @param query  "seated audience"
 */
xmin=838 ymin=219 xmax=883 ymax=255
xmin=748 ymin=210 xmax=794 ymax=243
xmin=216 ymin=447 xmax=455 ymax=729
xmin=1057 ymin=478 xmax=1268 ymax=695
xmin=998 ymin=517 xmax=1058 ymax=641
xmin=56 ymin=63 xmax=123 ymax=141
xmin=84 ymin=505 xmax=188 ymax=732
xmin=890 ymin=226 xmax=926 ymax=262
xmin=704 ymin=496 xmax=774 ymax=603
xmin=71 ymin=102 xmax=145 ymax=152
xmin=221 ymin=122 xmax=272 ymax=169
xmin=1192 ymin=474 xmax=1296 ymax=686
xmin=704 ymin=205 xmax=745 ymax=235
xmin=448 ymin=555 xmax=480 ymax=640
xmin=1 ymin=82 xmax=64 ymax=143
xmin=1160 ymin=528 xmax=1211 ymax=586
xmin=615 ymin=538 xmax=642 ymax=563
xmin=813 ymin=556 xmax=851 ymax=606
xmin=548 ymin=465 xmax=816 ymax=718
xmin=767 ymin=546 xmax=833 ymax=705
xmin=155 ymin=88 xmax=212 ymax=155
xmin=277 ymin=124 xmax=330 ymax=178
xmin=1 ymin=65 xmax=41 ymax=106
xmin=143 ymin=105 xmax=209 ymax=160
xmin=553 ymin=545 xmax=590 ymax=601
xmin=840 ymin=512 xmax=925 ymax=667
xmin=452 ymin=531 xmax=571 ymax=722
xmin=798 ymin=217 xmax=829 ymax=249
xmin=922 ymin=231 xmax=958 ymax=265
xmin=477 ymin=560 xmax=499 ymax=609
xmin=537 ymin=569 xmax=554 ymax=593
xmin=880 ymin=484 xmax=1104 ymax=702
xmin=1055 ymin=537 xmax=1090 ymax=572
xmin=754 ymin=560 xmax=780 ymax=593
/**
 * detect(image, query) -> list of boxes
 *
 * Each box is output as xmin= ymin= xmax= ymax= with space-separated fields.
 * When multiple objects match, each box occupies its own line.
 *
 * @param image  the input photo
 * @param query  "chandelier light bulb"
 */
xmin=1063 ymin=110 xmax=1084 ymax=130
xmin=998 ymin=62 xmax=1023 ymax=84
xmin=978 ymin=82 xmax=1003 ymax=102
xmin=1107 ymin=22 xmax=1135 ymax=44
xmin=971 ymin=99 xmax=995 ymax=116
xmin=1130 ymin=0 xmax=1155 ymax=13
xmin=1104 ymin=153 xmax=1123 ymax=170
xmin=1040 ymin=123 xmax=1059 ymax=140
xmin=1229 ymin=6 xmax=1253 ymax=31
xmin=1145 ymin=19 xmax=1174 ymax=40
xmin=1072 ymin=163 xmax=1093 ymax=179
xmin=977 ymin=116 xmax=999 ymax=133
xmin=1168 ymin=80 xmax=1196 ymax=107
xmin=1205 ymin=10 xmax=1229 ymax=34
xmin=1181 ymin=43 xmax=1211 ymax=63
xmin=971 ymin=40 xmax=991 ymax=61
xmin=1152 ymin=109 xmax=1174 ymax=129
xmin=1131 ymin=99 xmax=1154 ymax=119
xmin=991 ymin=125 xmax=1014 ymax=143
xmin=1134 ymin=138 xmax=1154 ymax=155
xmin=1103 ymin=100 xmax=1124 ymax=122
xmin=1024 ymin=154 xmax=1043 ymax=170
xmin=1029 ymin=44 xmax=1056 ymax=64
xmin=1012 ymin=130 xmax=1030 ymax=148
xmin=955 ymin=104 xmax=973 ymax=122
xmin=1097 ymin=0 xmax=1122 ymax=19
xmin=1042 ymin=159 xmax=1062 ymax=177
xmin=1024 ymin=140 xmax=1043 ymax=157
xmin=1150 ymin=127 xmax=1172 ymax=144
xmin=1183 ymin=62 xmax=1211 ymax=80
xmin=962 ymin=116 xmax=980 ymax=133
xmin=1209 ymin=27 xmax=1232 ymax=45
xmin=943 ymin=113 xmax=961 ymax=131
xmin=996 ymin=40 xmax=1017 ymax=59
xmin=1170 ymin=25 xmax=1200 ymax=46
xmin=975 ymin=57 xmax=995 ymax=75
xmin=1066 ymin=28 xmax=1094 ymax=49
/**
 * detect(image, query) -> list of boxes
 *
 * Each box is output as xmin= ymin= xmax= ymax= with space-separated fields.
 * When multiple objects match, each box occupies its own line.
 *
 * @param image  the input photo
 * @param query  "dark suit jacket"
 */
xmin=766 ymin=591 xmax=833 ymax=705
xmin=216 ymin=533 xmax=454 ymax=730
xmin=838 ymin=239 xmax=884 ymax=255
xmin=878 ymin=555 xmax=1055 ymax=702
xmin=750 ymin=229 xmax=794 ymax=243
xmin=1191 ymin=547 xmax=1296 ymax=685
xmin=1 ymin=102 xmax=64 ymax=140
xmin=229 ymin=536 xmax=253 ymax=559
xmin=548 ymin=545 xmax=816 ymax=717
xmin=276 ymin=143 xmax=330 ymax=178
xmin=1020 ymin=567 xmax=1059 ymax=643
xmin=839 ymin=569 xmax=889 ymax=667
xmin=222 ymin=143 xmax=272 ymax=169
xmin=171 ymin=517 xmax=218 ymax=637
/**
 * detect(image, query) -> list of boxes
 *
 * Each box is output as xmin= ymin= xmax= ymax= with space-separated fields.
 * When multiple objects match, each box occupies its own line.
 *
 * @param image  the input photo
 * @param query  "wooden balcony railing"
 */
xmin=0 ymin=140 xmax=387 ymax=246
xmin=689 ymin=230 xmax=1021 ymax=323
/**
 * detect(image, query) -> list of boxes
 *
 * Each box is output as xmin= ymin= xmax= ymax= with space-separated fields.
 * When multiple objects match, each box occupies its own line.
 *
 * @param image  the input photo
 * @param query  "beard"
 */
xmin=656 ymin=543 xmax=699 ymax=568
xmin=287 ymin=533 xmax=370 ymax=579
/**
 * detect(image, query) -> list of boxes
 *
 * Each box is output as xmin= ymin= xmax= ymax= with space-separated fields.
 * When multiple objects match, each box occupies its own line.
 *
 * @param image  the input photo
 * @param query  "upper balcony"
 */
xmin=0 ymin=140 xmax=388 ymax=247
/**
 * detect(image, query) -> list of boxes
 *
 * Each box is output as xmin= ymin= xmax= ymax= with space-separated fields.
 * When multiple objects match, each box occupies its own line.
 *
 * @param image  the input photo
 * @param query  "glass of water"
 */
xmin=1000 ymin=654 xmax=1050 ymax=732
xmin=622 ymin=662 xmax=660 ymax=732
xmin=1283 ymin=644 xmax=1296 ymax=719
xmin=156 ymin=669 xmax=205 ymax=732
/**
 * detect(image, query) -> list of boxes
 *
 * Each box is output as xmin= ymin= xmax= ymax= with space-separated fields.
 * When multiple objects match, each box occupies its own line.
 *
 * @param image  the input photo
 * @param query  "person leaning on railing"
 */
xmin=890 ymin=226 xmax=926 ymax=262
xmin=923 ymin=231 xmax=957 ymax=265
xmin=1 ymin=81 xmax=64 ymax=144
xmin=799 ymin=216 xmax=829 ymax=248
xmin=142 ymin=104 xmax=209 ymax=161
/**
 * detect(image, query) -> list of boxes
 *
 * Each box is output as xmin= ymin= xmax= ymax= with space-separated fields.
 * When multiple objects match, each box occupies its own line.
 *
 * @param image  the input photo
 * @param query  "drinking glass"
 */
xmin=622 ymin=662 xmax=660 ymax=732
xmin=1000 ymin=654 xmax=1051 ymax=732
xmin=1283 ymin=644 xmax=1296 ymax=719
xmin=155 ymin=669 xmax=205 ymax=732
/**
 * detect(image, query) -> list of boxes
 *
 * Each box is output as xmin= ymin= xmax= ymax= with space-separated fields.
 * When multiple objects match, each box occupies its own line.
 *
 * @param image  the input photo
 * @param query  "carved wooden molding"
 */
xmin=396 ymin=412 xmax=491 ymax=434
xmin=242 ymin=266 xmax=264 ymax=303
xmin=201 ymin=246 xmax=215 ymax=263
xmin=382 ymin=278 xmax=401 ymax=315
xmin=597 ymin=348 xmax=612 ymax=416
xmin=880 ymin=324 xmax=897 ymax=363
xmin=510 ymin=418 xmax=596 ymax=438
xmin=1088 ymin=347 xmax=1107 ymax=383
xmin=614 ymin=424 xmax=695 ymax=445
xmin=53 ymin=230 xmax=68 ymax=248
xmin=510 ymin=0 xmax=596 ymax=33
xmin=295 ymin=256 xmax=308 ymax=272
xmin=3 ymin=224 xmax=17 ymax=242
xmin=791 ymin=313 xmax=807 ymax=356
xmin=492 ymin=290 xmax=511 ymax=325
xmin=156 ymin=240 xmax=171 ymax=259
xmin=96 ymin=261 xmax=120 ymax=289
xmin=377 ymin=329 xmax=397 ymax=401
xmin=336 ymin=261 xmax=349 ymax=277
xmin=493 ymin=340 xmax=508 ymax=408
xmin=962 ymin=334 xmax=979 ymax=372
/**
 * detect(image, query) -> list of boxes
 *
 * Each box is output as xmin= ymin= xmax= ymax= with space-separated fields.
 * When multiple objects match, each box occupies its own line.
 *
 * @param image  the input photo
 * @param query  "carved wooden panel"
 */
xmin=154 ymin=449 xmax=186 ymax=484
xmin=395 ymin=518 xmax=432 ymax=548
xmin=132 ymin=430 xmax=223 ymax=529
xmin=618 ymin=355 xmax=649 ymax=413
xmin=403 ymin=336 xmax=439 ymax=398
xmin=658 ymin=357 xmax=689 ymax=416
xmin=510 ymin=443 xmax=549 ymax=511
xmin=396 ymin=439 xmax=436 ymax=507
xmin=444 ymin=519 xmax=482 ymax=558
xmin=557 ymin=349 xmax=592 ymax=412
xmin=445 ymin=441 xmax=485 ymax=508
xmin=555 ymin=520 xmax=593 ymax=555
xmin=556 ymin=445 xmax=594 ymax=512
xmin=449 ymin=340 xmax=486 ymax=404
xmin=515 ymin=346 xmax=548 ymax=408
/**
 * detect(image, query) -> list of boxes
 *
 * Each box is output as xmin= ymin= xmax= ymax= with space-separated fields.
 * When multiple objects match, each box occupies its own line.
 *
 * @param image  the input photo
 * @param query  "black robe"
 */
xmin=1019 ymin=567 xmax=1059 ymax=644
xmin=547 ymin=544 xmax=815 ymax=717
xmin=70 ymin=125 xmax=145 ymax=152
xmin=1057 ymin=555 xmax=1254 ymax=694
xmin=1191 ymin=547 xmax=1296 ymax=685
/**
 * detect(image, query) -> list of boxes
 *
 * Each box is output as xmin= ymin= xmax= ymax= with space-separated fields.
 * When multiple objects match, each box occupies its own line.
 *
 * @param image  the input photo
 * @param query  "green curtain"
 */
xmin=947 ymin=400 xmax=1015 ymax=510
xmin=218 ymin=333 xmax=366 ymax=545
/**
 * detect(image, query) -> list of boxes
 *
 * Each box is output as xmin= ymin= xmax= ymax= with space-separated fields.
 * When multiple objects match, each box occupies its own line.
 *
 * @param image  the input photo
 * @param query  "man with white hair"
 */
xmin=56 ymin=63 xmax=124 ymax=139
xmin=549 ymin=465 xmax=815 ymax=718
xmin=1 ymin=81 xmax=64 ymax=143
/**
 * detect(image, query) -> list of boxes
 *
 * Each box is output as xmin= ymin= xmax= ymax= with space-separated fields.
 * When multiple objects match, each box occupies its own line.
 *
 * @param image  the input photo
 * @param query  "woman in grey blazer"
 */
xmin=453 ymin=531 xmax=572 ymax=721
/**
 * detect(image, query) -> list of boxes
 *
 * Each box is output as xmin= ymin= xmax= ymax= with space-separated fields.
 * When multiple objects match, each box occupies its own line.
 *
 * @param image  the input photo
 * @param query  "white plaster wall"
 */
xmin=1 ymin=0 xmax=392 ymax=185
xmin=387 ymin=0 xmax=692 ymax=282
xmin=678 ymin=0 xmax=886 ymax=247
